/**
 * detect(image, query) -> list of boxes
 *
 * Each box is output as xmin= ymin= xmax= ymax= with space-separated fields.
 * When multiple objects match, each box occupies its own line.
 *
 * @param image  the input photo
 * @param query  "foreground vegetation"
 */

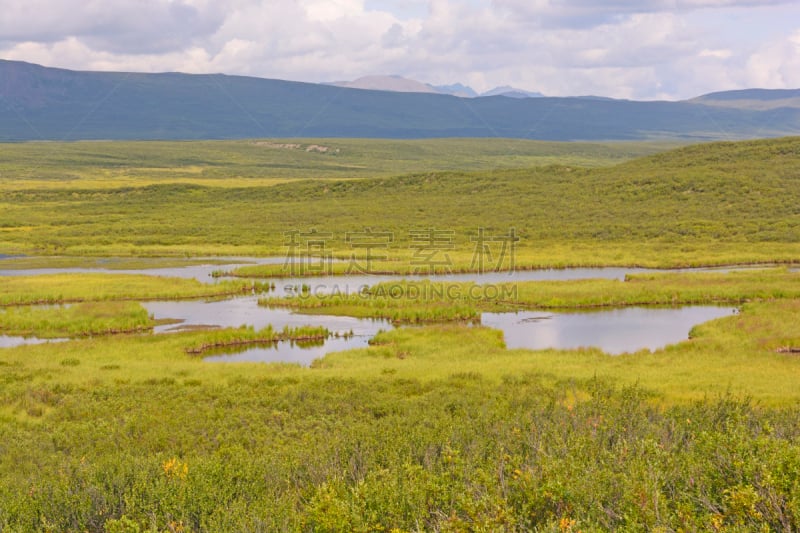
xmin=1 ymin=136 xmax=800 ymax=530
xmin=1 ymin=296 xmax=799 ymax=530
xmin=1 ymin=275 xmax=799 ymax=529
xmin=3 ymin=373 xmax=799 ymax=532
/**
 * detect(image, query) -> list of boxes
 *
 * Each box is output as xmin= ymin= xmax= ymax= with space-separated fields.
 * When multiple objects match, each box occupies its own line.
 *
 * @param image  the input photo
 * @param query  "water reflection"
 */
xmin=0 ymin=258 xmax=754 ymax=361
xmin=0 ymin=335 xmax=67 ymax=348
xmin=141 ymin=295 xmax=740 ymax=363
xmin=1 ymin=255 xmax=780 ymax=288
xmin=142 ymin=296 xmax=392 ymax=365
xmin=482 ymin=306 xmax=736 ymax=355
xmin=143 ymin=296 xmax=391 ymax=335
xmin=0 ymin=257 xmax=287 ymax=282
xmin=202 ymin=335 xmax=374 ymax=366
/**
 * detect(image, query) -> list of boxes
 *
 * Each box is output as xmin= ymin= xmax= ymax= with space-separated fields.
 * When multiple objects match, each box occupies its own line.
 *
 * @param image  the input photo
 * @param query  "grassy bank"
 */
xmin=0 ymin=301 xmax=155 ymax=338
xmin=184 ymin=325 xmax=331 ymax=355
xmin=0 ymin=273 xmax=271 ymax=306
xmin=315 ymin=299 xmax=800 ymax=404
xmin=260 ymin=268 xmax=800 ymax=323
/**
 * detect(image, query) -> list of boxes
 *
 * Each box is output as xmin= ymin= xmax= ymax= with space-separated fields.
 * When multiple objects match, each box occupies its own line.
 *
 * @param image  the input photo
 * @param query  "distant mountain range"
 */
xmin=691 ymin=88 xmax=800 ymax=111
xmin=328 ymin=75 xmax=541 ymax=99
xmin=1 ymin=60 xmax=799 ymax=141
xmin=328 ymin=75 xmax=439 ymax=94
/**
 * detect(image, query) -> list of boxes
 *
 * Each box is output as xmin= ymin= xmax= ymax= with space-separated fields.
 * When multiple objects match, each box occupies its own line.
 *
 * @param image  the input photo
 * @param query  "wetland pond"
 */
xmin=0 ymin=257 xmax=745 ymax=362
xmin=140 ymin=296 xmax=736 ymax=364
xmin=483 ymin=306 xmax=735 ymax=355
xmin=0 ymin=256 xmax=774 ymax=285
xmin=0 ymin=335 xmax=67 ymax=348
xmin=143 ymin=297 xmax=391 ymax=366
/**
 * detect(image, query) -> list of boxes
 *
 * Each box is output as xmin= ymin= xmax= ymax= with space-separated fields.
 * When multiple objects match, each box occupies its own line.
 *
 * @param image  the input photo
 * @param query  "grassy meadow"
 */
xmin=0 ymin=273 xmax=271 ymax=306
xmin=1 ymin=136 xmax=798 ymax=266
xmin=0 ymin=136 xmax=799 ymax=531
xmin=1 ymin=277 xmax=799 ymax=530
xmin=0 ymin=138 xmax=673 ymax=189
xmin=260 ymin=268 xmax=800 ymax=323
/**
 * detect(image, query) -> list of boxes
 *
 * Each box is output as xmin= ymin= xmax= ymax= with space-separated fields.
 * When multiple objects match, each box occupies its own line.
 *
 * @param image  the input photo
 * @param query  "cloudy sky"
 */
xmin=1 ymin=0 xmax=799 ymax=100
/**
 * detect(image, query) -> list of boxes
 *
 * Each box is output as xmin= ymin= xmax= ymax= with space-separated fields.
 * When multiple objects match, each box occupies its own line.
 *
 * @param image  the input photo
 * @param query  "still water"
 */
xmin=0 ymin=258 xmax=751 ymax=362
xmin=0 ymin=335 xmax=67 ymax=348
xmin=0 ymin=257 xmax=286 ymax=282
xmin=139 ymin=296 xmax=737 ymax=363
xmin=482 ymin=306 xmax=736 ymax=355
xmin=0 ymin=255 xmax=774 ymax=286
xmin=253 ymin=265 xmax=771 ymax=296
xmin=142 ymin=297 xmax=392 ymax=366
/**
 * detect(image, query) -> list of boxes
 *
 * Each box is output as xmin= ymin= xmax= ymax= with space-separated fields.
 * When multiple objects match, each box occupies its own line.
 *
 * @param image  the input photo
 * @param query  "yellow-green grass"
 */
xmin=0 ymin=269 xmax=793 ymax=406
xmin=2 ymin=137 xmax=798 ymax=265
xmin=2 ymin=136 xmax=800 ymax=529
xmin=0 ymin=301 xmax=155 ymax=338
xmin=262 ymin=269 xmax=800 ymax=323
xmin=0 ymin=255 xmax=238 ymax=270
xmin=311 ymin=300 xmax=800 ymax=406
xmin=3 ymin=241 xmax=800 ymax=270
xmin=1 ymin=285 xmax=798 ymax=530
xmin=221 ymin=242 xmax=800 ymax=278
xmin=0 ymin=331 xmax=304 ymax=396
xmin=1 ymin=298 xmax=798 ymax=407
xmin=0 ymin=273 xmax=269 ymax=306
xmin=0 ymin=175 xmax=299 ymax=191
xmin=509 ymin=268 xmax=800 ymax=308
xmin=183 ymin=325 xmax=331 ymax=354
xmin=0 ymin=138 xmax=676 ymax=191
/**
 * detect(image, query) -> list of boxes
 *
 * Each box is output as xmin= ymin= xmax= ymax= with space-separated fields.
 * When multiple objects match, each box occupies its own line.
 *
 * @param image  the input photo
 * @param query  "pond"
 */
xmin=140 ymin=296 xmax=738 ymax=364
xmin=0 ymin=255 xmax=776 ymax=286
xmin=482 ymin=306 xmax=736 ymax=355
xmin=244 ymin=264 xmax=772 ymax=296
xmin=0 ymin=258 xmax=751 ymax=363
xmin=0 ymin=335 xmax=67 ymax=348
xmin=0 ymin=257 xmax=287 ymax=282
xmin=201 ymin=336 xmax=375 ymax=366
xmin=142 ymin=297 xmax=392 ymax=366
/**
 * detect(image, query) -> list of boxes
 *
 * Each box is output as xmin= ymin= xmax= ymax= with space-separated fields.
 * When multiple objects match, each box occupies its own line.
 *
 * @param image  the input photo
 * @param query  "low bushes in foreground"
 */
xmin=1 ymin=376 xmax=799 ymax=532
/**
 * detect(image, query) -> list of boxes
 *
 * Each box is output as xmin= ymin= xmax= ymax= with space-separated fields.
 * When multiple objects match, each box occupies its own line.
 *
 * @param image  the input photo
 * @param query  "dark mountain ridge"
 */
xmin=1 ymin=60 xmax=799 ymax=141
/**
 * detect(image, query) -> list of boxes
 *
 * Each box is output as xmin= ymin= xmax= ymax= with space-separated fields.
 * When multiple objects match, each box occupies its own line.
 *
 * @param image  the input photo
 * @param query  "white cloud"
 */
xmin=0 ymin=0 xmax=799 ymax=99
xmin=0 ymin=0 xmax=226 ymax=54
xmin=699 ymin=49 xmax=733 ymax=59
xmin=745 ymin=29 xmax=800 ymax=88
xmin=302 ymin=0 xmax=366 ymax=22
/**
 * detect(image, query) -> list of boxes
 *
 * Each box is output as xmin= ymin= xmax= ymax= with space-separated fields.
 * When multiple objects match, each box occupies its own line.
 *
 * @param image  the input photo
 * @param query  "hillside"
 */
xmin=1 ymin=60 xmax=799 ymax=141
xmin=692 ymin=88 xmax=800 ymax=110
xmin=0 ymin=136 xmax=798 ymax=265
xmin=328 ymin=75 xmax=438 ymax=94
xmin=0 ymin=137 xmax=679 ymax=189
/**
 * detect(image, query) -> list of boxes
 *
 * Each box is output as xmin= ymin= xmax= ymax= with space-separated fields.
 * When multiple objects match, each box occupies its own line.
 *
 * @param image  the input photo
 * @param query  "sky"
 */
xmin=1 ymin=0 xmax=799 ymax=100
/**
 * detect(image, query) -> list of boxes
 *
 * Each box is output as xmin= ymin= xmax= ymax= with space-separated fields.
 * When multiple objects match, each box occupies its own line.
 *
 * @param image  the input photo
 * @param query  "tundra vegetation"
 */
xmin=0 ymin=137 xmax=799 ymax=531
